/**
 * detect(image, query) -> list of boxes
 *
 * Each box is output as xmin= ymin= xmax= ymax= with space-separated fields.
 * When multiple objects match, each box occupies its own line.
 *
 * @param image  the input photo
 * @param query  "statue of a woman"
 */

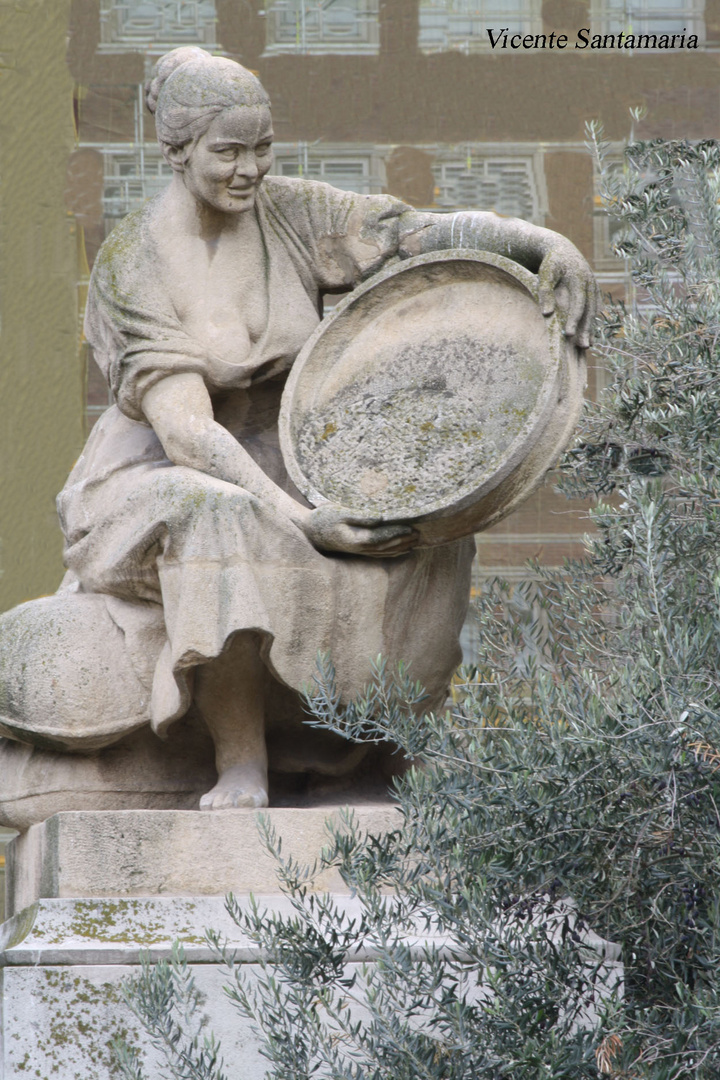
xmin=0 ymin=48 xmax=595 ymax=820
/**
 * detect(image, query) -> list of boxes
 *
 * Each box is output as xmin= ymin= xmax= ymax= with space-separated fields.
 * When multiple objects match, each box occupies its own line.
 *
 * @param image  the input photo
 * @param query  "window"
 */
xmin=264 ymin=0 xmax=380 ymax=55
xmin=99 ymin=0 xmax=218 ymax=53
xmin=272 ymin=143 xmax=386 ymax=194
xmin=102 ymin=147 xmax=175 ymax=218
xmin=591 ymin=0 xmax=705 ymax=41
xmin=419 ymin=0 xmax=542 ymax=53
xmin=273 ymin=142 xmax=546 ymax=223
xmin=431 ymin=148 xmax=547 ymax=223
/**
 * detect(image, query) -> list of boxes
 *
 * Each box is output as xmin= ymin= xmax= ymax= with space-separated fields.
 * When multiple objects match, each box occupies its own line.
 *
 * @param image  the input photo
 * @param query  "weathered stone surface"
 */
xmin=0 ymin=807 xmax=399 ymax=1079
xmin=0 ymin=895 xmax=279 ymax=1080
xmin=0 ymin=806 xmax=622 ymax=1078
xmin=281 ymin=250 xmax=586 ymax=545
xmin=0 ymin=40 xmax=602 ymax=1080
xmin=0 ymin=894 xmax=309 ymax=966
xmin=0 ymin=700 xmax=397 ymax=832
xmin=0 ymin=894 xmax=439 ymax=1080
xmin=5 ymin=806 xmax=399 ymax=917
xmin=0 ymin=45 xmax=596 ymax=825
xmin=0 ymin=594 xmax=152 ymax=753
xmin=0 ymin=714 xmax=217 ymax=832
xmin=1 ymin=960 xmax=263 ymax=1080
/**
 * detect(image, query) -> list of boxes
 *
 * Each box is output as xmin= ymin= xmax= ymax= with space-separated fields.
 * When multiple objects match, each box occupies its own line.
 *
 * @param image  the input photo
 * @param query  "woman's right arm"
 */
xmin=142 ymin=371 xmax=418 ymax=557
xmin=142 ymin=371 xmax=307 ymax=523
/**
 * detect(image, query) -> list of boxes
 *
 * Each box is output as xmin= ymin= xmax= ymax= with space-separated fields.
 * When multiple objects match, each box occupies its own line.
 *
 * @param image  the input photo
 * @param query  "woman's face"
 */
xmin=180 ymin=104 xmax=274 ymax=214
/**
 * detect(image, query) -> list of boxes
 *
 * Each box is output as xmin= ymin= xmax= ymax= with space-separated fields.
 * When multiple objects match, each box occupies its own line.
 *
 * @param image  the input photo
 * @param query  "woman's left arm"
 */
xmin=399 ymin=210 xmax=598 ymax=349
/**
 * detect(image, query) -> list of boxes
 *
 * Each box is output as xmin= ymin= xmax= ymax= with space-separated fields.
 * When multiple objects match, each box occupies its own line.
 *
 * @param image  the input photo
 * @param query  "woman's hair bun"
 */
xmin=144 ymin=46 xmax=212 ymax=116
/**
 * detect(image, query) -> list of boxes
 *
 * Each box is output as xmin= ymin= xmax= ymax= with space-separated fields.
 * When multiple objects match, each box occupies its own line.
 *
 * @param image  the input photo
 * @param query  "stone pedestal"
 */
xmin=0 ymin=807 xmax=623 ymax=1078
xmin=0 ymin=806 xmax=397 ymax=1079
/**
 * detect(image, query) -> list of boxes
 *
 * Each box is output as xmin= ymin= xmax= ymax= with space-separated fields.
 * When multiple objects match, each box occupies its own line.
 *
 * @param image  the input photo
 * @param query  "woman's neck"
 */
xmin=162 ymin=174 xmax=260 ymax=242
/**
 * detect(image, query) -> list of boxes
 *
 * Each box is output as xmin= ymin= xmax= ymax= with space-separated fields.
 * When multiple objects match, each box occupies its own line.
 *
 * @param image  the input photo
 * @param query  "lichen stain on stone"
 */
xmin=26 ymin=969 xmax=142 ymax=1077
xmin=47 ymin=898 xmax=207 ymax=947
xmin=296 ymin=334 xmax=546 ymax=516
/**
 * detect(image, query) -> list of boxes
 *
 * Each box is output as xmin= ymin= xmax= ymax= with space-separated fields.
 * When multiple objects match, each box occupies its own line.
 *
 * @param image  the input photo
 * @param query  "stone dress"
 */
xmin=0 ymin=177 xmax=475 ymax=826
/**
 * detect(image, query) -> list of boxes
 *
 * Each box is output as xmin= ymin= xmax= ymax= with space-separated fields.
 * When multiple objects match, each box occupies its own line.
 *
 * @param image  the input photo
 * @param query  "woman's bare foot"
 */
xmin=199 ymin=762 xmax=269 ymax=810
xmin=194 ymin=633 xmax=269 ymax=811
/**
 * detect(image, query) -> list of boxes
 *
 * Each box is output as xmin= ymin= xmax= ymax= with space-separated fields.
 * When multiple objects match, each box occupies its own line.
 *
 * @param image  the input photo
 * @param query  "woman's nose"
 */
xmin=235 ymin=153 xmax=259 ymax=179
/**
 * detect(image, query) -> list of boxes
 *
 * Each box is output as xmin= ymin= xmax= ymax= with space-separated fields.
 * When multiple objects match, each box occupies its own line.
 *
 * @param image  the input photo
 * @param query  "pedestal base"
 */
xmin=0 ymin=893 xmax=383 ymax=1079
xmin=0 ymin=807 xmax=397 ymax=1079
xmin=5 ymin=806 xmax=398 ymax=918
xmin=0 ymin=808 xmax=623 ymax=1079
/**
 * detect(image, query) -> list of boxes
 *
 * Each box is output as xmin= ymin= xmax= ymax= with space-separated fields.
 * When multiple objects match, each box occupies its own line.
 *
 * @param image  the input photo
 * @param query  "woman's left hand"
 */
xmin=537 ymin=239 xmax=599 ymax=350
xmin=402 ymin=209 xmax=599 ymax=350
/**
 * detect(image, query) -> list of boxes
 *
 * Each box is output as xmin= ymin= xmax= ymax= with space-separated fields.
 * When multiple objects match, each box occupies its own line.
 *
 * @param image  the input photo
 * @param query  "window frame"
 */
xmin=589 ymin=0 xmax=705 ymax=46
xmin=271 ymin=142 xmax=388 ymax=194
xmin=263 ymin=0 xmax=380 ymax=56
xmin=418 ymin=0 xmax=543 ymax=54
xmin=97 ymin=0 xmax=219 ymax=54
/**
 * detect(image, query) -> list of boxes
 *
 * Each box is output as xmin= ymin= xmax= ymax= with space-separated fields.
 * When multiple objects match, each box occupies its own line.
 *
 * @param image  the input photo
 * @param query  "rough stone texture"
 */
xmin=0 ymin=894 xmax=374 ymax=967
xmin=0 ymin=698 xmax=399 ymax=832
xmin=0 ymin=894 xmax=454 ymax=1080
xmin=0 ymin=809 xmax=622 ymax=1078
xmin=0 ymin=595 xmax=153 ymax=753
xmin=0 ymin=896 xmax=301 ymax=1080
xmin=0 ymin=713 xmax=218 ymax=833
xmin=1 ymin=960 xmax=263 ymax=1080
xmin=0 ymin=807 xmax=399 ymax=1078
xmin=5 ymin=807 xmax=399 ymax=918
xmin=281 ymin=250 xmax=586 ymax=544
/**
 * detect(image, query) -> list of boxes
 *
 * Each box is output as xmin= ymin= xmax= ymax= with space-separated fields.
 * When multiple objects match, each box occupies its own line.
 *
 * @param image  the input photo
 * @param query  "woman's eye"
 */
xmin=215 ymin=147 xmax=236 ymax=159
xmin=256 ymin=143 xmax=272 ymax=155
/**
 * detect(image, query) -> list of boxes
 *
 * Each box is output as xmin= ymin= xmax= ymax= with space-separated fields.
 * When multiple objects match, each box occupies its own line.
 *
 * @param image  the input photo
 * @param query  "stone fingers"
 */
xmin=538 ymin=253 xmax=561 ymax=316
xmin=538 ymin=248 xmax=598 ymax=349
xmin=564 ymin=274 xmax=588 ymax=341
xmin=566 ymin=274 xmax=599 ymax=349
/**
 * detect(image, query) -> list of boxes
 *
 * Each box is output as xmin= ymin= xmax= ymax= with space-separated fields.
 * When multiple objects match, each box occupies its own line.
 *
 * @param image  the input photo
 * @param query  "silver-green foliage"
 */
xmin=114 ymin=942 xmax=228 ymax=1080
xmin=116 ymin=136 xmax=720 ymax=1079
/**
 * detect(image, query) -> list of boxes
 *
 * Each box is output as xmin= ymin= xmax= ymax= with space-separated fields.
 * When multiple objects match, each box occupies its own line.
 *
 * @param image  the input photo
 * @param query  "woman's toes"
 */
xmin=199 ymin=766 xmax=269 ymax=811
xmin=200 ymin=788 xmax=266 ymax=810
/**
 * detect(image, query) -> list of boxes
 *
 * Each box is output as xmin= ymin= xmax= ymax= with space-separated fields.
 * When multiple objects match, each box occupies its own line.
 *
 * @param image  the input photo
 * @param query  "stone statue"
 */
xmin=0 ymin=48 xmax=596 ymax=828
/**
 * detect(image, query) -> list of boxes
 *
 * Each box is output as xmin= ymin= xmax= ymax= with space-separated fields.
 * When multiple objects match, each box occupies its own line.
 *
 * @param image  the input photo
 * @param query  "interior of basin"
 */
xmin=289 ymin=261 xmax=558 ymax=521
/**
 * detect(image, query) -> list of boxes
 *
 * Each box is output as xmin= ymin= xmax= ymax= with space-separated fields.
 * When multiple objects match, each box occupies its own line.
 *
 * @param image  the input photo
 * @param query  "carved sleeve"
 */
xmin=260 ymin=176 xmax=414 ymax=292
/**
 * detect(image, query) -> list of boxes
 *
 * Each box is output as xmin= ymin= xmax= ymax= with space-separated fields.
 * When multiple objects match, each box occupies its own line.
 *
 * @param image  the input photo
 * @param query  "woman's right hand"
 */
xmin=301 ymin=503 xmax=419 ymax=558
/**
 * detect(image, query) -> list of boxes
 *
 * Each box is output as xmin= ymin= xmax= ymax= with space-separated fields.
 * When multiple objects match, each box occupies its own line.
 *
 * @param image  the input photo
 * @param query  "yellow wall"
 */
xmin=0 ymin=0 xmax=85 ymax=610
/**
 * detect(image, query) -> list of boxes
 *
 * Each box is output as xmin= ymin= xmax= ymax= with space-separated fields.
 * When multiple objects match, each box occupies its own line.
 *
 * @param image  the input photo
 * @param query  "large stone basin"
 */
xmin=280 ymin=249 xmax=586 ymax=546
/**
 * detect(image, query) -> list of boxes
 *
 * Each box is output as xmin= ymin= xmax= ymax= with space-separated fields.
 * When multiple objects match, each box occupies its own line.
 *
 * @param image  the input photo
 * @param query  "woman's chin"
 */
xmin=223 ymin=189 xmax=257 ymax=213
